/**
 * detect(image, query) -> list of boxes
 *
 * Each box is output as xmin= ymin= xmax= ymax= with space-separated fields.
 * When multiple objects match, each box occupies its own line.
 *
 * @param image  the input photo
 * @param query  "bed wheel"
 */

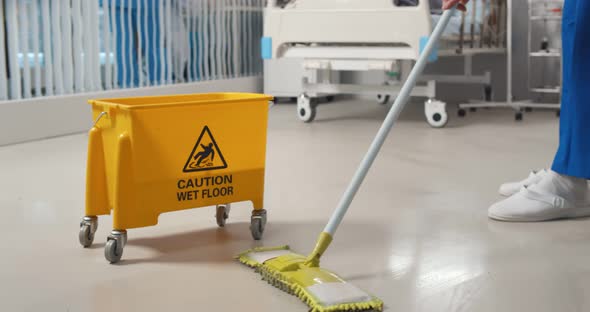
xmin=297 ymin=94 xmax=316 ymax=123
xmin=376 ymin=94 xmax=390 ymax=105
xmin=484 ymin=85 xmax=493 ymax=102
xmin=458 ymin=108 xmax=466 ymax=117
xmin=425 ymin=99 xmax=448 ymax=128
xmin=515 ymin=112 xmax=524 ymax=121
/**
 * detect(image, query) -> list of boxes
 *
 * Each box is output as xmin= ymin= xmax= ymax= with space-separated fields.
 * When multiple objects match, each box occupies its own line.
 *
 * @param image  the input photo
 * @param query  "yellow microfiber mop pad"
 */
xmin=237 ymin=244 xmax=383 ymax=312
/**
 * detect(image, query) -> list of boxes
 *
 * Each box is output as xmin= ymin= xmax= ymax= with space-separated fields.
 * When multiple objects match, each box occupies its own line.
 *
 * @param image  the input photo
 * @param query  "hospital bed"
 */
xmin=262 ymin=0 xmax=507 ymax=127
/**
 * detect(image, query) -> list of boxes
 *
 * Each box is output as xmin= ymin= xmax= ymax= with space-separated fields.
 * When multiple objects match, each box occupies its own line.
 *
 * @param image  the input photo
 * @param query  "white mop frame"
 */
xmin=263 ymin=0 xmax=507 ymax=128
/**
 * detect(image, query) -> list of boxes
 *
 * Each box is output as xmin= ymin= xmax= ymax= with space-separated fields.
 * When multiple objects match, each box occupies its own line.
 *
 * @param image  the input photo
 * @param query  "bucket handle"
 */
xmin=93 ymin=111 xmax=108 ymax=127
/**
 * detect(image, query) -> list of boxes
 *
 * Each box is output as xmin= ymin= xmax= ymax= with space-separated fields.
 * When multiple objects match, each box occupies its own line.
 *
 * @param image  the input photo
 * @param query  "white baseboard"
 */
xmin=0 ymin=76 xmax=263 ymax=146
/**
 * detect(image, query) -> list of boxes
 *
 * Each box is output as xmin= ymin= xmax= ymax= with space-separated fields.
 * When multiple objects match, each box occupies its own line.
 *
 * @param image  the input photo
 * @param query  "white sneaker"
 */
xmin=498 ymin=169 xmax=547 ymax=197
xmin=489 ymin=170 xmax=590 ymax=222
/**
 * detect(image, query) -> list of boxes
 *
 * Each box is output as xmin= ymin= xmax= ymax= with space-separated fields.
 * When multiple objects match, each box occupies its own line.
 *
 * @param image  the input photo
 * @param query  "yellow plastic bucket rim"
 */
xmin=89 ymin=92 xmax=274 ymax=110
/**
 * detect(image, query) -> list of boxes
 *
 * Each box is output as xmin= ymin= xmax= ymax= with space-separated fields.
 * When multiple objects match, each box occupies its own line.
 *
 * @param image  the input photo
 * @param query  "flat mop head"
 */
xmin=237 ymin=246 xmax=383 ymax=312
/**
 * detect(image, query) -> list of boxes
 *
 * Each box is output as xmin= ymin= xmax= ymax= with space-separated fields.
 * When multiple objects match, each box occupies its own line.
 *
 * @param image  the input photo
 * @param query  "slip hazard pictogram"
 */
xmin=183 ymin=126 xmax=228 ymax=172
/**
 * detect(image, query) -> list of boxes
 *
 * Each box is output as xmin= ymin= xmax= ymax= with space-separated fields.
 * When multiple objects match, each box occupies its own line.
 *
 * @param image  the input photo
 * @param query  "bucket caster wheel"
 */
xmin=216 ymin=204 xmax=231 ymax=227
xmin=250 ymin=209 xmax=267 ymax=240
xmin=79 ymin=216 xmax=98 ymax=248
xmin=457 ymin=108 xmax=467 ymax=117
xmin=425 ymin=99 xmax=448 ymax=128
xmin=105 ymin=230 xmax=127 ymax=264
xmin=376 ymin=94 xmax=390 ymax=105
xmin=297 ymin=94 xmax=316 ymax=123
xmin=515 ymin=112 xmax=523 ymax=121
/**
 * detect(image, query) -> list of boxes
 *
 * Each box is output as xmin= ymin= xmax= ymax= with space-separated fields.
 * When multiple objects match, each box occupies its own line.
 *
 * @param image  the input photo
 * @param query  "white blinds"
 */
xmin=0 ymin=0 xmax=264 ymax=101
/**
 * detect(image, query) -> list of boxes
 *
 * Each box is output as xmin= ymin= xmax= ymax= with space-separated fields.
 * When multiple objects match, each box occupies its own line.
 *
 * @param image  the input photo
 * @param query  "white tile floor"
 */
xmin=1 ymin=99 xmax=589 ymax=312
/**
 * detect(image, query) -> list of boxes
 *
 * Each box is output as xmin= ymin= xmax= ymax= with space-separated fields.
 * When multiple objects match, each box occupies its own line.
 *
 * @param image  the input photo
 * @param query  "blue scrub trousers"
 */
xmin=551 ymin=0 xmax=590 ymax=179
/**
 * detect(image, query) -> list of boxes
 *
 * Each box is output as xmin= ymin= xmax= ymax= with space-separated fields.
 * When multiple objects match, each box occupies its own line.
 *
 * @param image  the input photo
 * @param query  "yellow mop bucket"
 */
xmin=78 ymin=93 xmax=273 ymax=263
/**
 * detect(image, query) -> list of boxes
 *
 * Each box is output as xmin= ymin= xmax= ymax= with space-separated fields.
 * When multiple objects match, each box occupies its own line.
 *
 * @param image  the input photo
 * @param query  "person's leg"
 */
xmin=488 ymin=0 xmax=590 ymax=221
xmin=552 ymin=0 xmax=590 ymax=179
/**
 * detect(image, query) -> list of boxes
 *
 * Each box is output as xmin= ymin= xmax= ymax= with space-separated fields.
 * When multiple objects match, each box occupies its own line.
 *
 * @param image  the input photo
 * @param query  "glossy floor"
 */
xmin=1 ymin=100 xmax=589 ymax=312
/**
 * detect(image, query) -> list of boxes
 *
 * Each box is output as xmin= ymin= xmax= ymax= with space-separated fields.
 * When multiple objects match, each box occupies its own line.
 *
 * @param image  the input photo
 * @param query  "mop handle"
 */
xmin=323 ymin=8 xmax=456 ymax=236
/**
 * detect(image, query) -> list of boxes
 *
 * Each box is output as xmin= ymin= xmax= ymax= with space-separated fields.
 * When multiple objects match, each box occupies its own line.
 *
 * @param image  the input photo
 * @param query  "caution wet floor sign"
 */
xmin=178 ymin=126 xmax=233 ymax=202
xmin=183 ymin=126 xmax=228 ymax=172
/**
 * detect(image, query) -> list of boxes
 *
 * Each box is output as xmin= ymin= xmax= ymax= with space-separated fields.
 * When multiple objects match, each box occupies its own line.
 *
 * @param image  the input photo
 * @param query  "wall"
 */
xmin=0 ymin=76 xmax=262 ymax=146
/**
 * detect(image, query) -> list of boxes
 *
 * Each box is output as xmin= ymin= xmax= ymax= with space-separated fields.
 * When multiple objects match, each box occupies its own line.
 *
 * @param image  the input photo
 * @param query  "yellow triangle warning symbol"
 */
xmin=183 ymin=126 xmax=228 ymax=172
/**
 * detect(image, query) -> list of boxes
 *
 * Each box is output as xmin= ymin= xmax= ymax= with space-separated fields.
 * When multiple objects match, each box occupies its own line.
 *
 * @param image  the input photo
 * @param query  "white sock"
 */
xmin=529 ymin=170 xmax=589 ymax=203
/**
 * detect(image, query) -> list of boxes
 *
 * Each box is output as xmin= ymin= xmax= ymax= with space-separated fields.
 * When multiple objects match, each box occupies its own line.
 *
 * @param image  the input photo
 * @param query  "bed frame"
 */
xmin=262 ymin=0 xmax=507 ymax=127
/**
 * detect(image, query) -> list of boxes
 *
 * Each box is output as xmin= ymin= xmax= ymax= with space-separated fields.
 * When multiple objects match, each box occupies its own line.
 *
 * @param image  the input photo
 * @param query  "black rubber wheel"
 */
xmin=515 ymin=112 xmax=523 ymax=121
xmin=298 ymin=106 xmax=316 ymax=123
xmin=326 ymin=95 xmax=335 ymax=102
xmin=458 ymin=109 xmax=467 ymax=117
xmin=105 ymin=239 xmax=123 ymax=263
xmin=250 ymin=210 xmax=267 ymax=240
xmin=250 ymin=218 xmax=263 ymax=240
xmin=216 ymin=205 xmax=229 ymax=227
xmin=484 ymin=85 xmax=493 ymax=102
xmin=297 ymin=95 xmax=317 ymax=123
xmin=432 ymin=113 xmax=442 ymax=122
xmin=376 ymin=94 xmax=390 ymax=105
xmin=79 ymin=224 xmax=94 ymax=248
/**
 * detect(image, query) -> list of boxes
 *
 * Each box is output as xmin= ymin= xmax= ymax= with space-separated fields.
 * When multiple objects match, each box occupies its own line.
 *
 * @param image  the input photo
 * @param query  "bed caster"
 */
xmin=105 ymin=230 xmax=127 ymax=264
xmin=377 ymin=81 xmax=392 ymax=105
xmin=457 ymin=108 xmax=466 ymax=117
xmin=425 ymin=99 xmax=448 ymax=128
xmin=297 ymin=94 xmax=316 ymax=123
xmin=376 ymin=94 xmax=390 ymax=105
xmin=515 ymin=112 xmax=523 ymax=121
xmin=484 ymin=85 xmax=493 ymax=102
xmin=250 ymin=209 xmax=267 ymax=240
xmin=79 ymin=216 xmax=98 ymax=248
xmin=216 ymin=204 xmax=231 ymax=227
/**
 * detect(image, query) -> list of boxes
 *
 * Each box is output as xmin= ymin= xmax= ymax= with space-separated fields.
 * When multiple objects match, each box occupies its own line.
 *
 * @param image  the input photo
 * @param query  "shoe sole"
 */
xmin=489 ymin=207 xmax=590 ymax=222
